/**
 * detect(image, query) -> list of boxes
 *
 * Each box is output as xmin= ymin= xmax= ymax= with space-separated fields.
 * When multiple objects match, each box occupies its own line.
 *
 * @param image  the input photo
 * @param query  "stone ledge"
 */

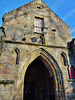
xmin=67 ymin=79 xmax=75 ymax=82
xmin=0 ymin=80 xmax=14 ymax=84
xmin=1 ymin=40 xmax=68 ymax=49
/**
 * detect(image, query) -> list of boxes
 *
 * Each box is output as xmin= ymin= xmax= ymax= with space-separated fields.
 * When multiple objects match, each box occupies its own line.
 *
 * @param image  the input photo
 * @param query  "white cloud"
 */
xmin=71 ymin=27 xmax=75 ymax=38
xmin=53 ymin=0 xmax=65 ymax=11
xmin=63 ymin=9 xmax=75 ymax=21
xmin=72 ymin=33 xmax=75 ymax=38
xmin=71 ymin=27 xmax=75 ymax=33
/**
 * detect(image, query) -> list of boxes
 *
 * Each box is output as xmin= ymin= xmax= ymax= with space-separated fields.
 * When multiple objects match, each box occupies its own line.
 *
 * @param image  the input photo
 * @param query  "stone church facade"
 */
xmin=0 ymin=0 xmax=75 ymax=100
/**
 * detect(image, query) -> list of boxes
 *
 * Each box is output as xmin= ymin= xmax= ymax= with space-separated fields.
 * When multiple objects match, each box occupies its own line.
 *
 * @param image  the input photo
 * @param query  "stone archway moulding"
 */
xmin=17 ymin=48 xmax=65 ymax=100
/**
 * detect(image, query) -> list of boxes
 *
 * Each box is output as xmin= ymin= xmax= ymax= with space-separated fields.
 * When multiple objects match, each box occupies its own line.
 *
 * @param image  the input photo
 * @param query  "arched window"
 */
xmin=0 ymin=27 xmax=6 ymax=54
xmin=61 ymin=52 xmax=68 ymax=66
xmin=11 ymin=48 xmax=20 ymax=64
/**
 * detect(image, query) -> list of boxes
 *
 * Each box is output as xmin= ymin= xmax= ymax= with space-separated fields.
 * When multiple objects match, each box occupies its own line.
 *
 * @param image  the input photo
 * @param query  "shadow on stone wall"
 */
xmin=49 ymin=53 xmax=66 ymax=100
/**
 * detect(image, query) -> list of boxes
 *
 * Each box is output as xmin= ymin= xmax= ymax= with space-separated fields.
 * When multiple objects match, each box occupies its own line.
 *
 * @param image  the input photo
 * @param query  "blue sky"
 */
xmin=0 ymin=0 xmax=75 ymax=38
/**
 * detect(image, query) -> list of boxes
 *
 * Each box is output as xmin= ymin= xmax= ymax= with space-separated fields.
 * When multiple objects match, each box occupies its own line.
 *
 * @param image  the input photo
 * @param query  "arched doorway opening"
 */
xmin=23 ymin=57 xmax=55 ymax=100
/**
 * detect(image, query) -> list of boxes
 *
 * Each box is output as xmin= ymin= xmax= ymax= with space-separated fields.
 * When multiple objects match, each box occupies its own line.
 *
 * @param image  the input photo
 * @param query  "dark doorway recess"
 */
xmin=23 ymin=58 xmax=55 ymax=100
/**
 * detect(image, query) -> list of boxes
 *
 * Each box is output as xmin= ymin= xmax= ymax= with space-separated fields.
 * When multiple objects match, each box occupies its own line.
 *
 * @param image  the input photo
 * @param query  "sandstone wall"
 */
xmin=0 ymin=0 xmax=74 ymax=100
xmin=0 ymin=42 xmax=75 ymax=100
xmin=2 ymin=0 xmax=72 ymax=46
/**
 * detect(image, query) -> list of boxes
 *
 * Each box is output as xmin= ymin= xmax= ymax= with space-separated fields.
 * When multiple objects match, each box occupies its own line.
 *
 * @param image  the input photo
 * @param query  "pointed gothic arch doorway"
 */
xmin=23 ymin=57 xmax=55 ymax=100
xmin=21 ymin=48 xmax=65 ymax=100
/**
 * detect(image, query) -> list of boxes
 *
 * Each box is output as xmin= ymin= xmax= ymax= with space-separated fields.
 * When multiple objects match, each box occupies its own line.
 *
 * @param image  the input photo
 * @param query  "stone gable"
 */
xmin=2 ymin=0 xmax=72 ymax=46
xmin=0 ymin=0 xmax=75 ymax=100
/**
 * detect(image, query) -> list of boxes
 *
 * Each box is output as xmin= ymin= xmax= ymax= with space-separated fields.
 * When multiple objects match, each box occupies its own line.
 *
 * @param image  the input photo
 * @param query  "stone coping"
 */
xmin=67 ymin=79 xmax=75 ymax=82
xmin=0 ymin=80 xmax=14 ymax=84
xmin=0 ymin=40 xmax=68 ymax=49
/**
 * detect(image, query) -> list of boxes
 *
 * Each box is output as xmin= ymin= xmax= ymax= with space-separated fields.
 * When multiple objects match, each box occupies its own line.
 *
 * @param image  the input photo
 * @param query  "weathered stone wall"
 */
xmin=0 ymin=42 xmax=75 ymax=100
xmin=2 ymin=0 xmax=72 ymax=46
xmin=0 ymin=0 xmax=74 ymax=100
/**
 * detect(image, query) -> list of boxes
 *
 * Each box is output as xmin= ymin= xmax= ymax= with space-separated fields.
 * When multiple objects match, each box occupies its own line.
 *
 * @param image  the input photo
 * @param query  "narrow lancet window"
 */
xmin=61 ymin=52 xmax=68 ymax=66
xmin=11 ymin=48 xmax=20 ymax=64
